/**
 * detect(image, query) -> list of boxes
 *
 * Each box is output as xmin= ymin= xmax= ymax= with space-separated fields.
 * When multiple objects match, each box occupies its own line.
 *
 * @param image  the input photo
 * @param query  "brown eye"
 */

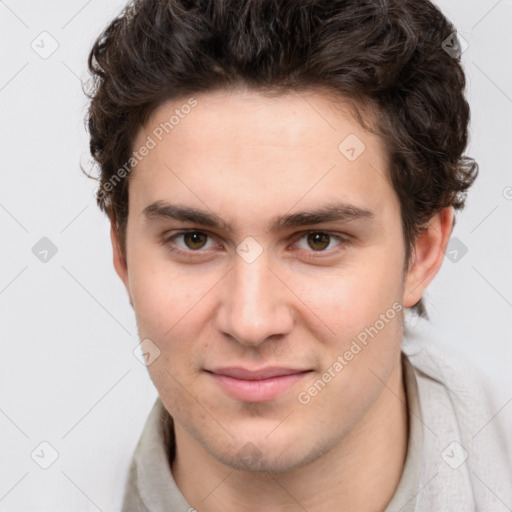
xmin=183 ymin=232 xmax=208 ymax=250
xmin=306 ymin=232 xmax=331 ymax=251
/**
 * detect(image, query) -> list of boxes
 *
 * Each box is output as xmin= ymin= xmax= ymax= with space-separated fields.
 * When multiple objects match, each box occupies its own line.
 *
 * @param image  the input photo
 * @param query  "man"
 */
xmin=85 ymin=0 xmax=511 ymax=510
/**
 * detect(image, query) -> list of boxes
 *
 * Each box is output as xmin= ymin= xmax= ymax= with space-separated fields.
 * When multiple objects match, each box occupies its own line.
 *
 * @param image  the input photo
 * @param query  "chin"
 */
xmin=199 ymin=425 xmax=327 ymax=474
xmin=214 ymin=442 xmax=308 ymax=473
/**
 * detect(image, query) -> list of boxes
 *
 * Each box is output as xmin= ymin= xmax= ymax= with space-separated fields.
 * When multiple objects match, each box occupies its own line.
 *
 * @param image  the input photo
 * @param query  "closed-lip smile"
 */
xmin=206 ymin=366 xmax=312 ymax=402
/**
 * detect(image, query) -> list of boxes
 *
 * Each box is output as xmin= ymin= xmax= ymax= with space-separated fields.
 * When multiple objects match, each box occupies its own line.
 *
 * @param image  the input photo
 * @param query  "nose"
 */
xmin=215 ymin=252 xmax=294 ymax=347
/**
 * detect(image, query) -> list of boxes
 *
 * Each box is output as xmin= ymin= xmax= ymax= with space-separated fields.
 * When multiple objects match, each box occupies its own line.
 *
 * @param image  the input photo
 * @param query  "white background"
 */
xmin=1 ymin=0 xmax=511 ymax=510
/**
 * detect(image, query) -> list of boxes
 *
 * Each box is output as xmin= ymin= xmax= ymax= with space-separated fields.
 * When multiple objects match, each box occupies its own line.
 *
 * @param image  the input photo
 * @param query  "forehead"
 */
xmin=129 ymin=89 xmax=396 ymax=225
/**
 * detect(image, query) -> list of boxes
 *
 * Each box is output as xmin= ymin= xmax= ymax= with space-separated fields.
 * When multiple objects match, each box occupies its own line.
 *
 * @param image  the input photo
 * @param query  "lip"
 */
xmin=206 ymin=366 xmax=311 ymax=402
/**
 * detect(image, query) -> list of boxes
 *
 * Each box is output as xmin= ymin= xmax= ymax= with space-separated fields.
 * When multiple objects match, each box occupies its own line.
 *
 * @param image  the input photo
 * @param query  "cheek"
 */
xmin=127 ymin=248 xmax=214 ymax=371
xmin=287 ymin=251 xmax=404 ymax=340
xmin=131 ymin=267 xmax=207 ymax=411
xmin=128 ymin=245 xmax=200 ymax=336
xmin=293 ymin=269 xmax=404 ymax=431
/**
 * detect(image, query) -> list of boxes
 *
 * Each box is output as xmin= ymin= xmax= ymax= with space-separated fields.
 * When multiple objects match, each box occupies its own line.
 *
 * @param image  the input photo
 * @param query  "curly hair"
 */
xmin=84 ymin=0 xmax=478 ymax=318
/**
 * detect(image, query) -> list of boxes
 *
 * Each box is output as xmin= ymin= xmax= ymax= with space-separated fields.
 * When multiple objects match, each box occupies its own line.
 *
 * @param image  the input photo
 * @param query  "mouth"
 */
xmin=205 ymin=366 xmax=312 ymax=402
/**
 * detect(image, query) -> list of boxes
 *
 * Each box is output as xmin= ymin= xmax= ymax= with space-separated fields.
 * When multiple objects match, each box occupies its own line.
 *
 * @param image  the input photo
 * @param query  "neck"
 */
xmin=172 ymin=357 xmax=408 ymax=512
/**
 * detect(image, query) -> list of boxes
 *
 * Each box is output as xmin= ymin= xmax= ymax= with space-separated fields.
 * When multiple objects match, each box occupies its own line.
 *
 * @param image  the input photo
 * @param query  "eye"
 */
xmin=293 ymin=231 xmax=348 ymax=254
xmin=164 ymin=231 xmax=217 ymax=253
xmin=162 ymin=229 xmax=350 ymax=259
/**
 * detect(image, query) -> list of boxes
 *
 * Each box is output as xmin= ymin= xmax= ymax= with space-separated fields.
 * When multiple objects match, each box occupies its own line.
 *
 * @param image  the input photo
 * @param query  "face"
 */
xmin=112 ymin=88 xmax=437 ymax=472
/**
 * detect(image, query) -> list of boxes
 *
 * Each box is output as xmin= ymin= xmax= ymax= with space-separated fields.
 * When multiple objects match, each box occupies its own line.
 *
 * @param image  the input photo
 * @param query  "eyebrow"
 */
xmin=142 ymin=200 xmax=375 ymax=233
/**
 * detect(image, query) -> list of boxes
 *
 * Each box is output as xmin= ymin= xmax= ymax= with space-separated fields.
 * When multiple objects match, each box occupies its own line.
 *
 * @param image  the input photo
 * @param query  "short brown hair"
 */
xmin=84 ymin=0 xmax=478 ymax=318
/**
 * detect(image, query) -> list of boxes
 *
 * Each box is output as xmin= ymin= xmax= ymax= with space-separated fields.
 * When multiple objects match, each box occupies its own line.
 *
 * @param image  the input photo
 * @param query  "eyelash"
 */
xmin=162 ymin=230 xmax=351 ymax=260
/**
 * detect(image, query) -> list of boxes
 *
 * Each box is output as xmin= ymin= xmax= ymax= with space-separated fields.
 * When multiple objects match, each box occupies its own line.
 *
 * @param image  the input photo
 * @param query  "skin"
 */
xmin=111 ymin=88 xmax=454 ymax=511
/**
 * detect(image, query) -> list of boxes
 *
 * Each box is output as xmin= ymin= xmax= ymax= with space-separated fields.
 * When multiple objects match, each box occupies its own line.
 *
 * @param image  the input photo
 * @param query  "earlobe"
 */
xmin=110 ymin=223 xmax=133 ymax=306
xmin=403 ymin=207 xmax=454 ymax=308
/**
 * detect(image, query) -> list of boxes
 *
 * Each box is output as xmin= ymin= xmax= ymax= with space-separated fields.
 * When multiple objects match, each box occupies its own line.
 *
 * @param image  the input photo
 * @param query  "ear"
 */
xmin=403 ymin=206 xmax=454 ymax=308
xmin=110 ymin=223 xmax=133 ymax=307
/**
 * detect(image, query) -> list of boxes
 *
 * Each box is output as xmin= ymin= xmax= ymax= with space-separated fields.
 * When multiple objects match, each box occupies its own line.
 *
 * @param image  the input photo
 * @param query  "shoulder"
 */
xmin=401 ymin=314 xmax=512 ymax=510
